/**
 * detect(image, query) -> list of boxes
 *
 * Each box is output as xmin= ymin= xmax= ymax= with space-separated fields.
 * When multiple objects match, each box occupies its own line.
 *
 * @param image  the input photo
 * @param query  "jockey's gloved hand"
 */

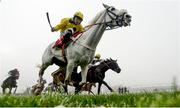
xmin=66 ymin=29 xmax=73 ymax=34
xmin=51 ymin=27 xmax=56 ymax=32
xmin=66 ymin=28 xmax=76 ymax=35
xmin=73 ymin=27 xmax=76 ymax=32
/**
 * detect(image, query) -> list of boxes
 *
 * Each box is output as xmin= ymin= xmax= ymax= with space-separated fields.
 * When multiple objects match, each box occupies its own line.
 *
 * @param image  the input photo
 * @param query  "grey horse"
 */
xmin=38 ymin=4 xmax=131 ymax=90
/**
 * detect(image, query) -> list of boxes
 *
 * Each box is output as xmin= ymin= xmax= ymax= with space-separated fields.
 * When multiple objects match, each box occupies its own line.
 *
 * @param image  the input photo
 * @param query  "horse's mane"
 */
xmin=88 ymin=8 xmax=127 ymax=25
xmin=88 ymin=10 xmax=105 ymax=25
xmin=118 ymin=9 xmax=127 ymax=15
xmin=98 ymin=58 xmax=110 ymax=66
xmin=104 ymin=58 xmax=111 ymax=62
xmin=103 ymin=58 xmax=115 ymax=64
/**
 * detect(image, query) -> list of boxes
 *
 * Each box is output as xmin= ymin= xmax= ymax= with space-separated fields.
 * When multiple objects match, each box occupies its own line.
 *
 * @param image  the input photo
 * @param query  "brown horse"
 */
xmin=52 ymin=58 xmax=121 ymax=94
xmin=80 ymin=82 xmax=96 ymax=95
xmin=31 ymin=79 xmax=46 ymax=95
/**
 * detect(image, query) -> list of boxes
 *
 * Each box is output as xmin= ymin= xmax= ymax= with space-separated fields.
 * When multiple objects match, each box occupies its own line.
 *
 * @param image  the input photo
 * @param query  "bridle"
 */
xmin=105 ymin=7 xmax=126 ymax=30
xmin=102 ymin=60 xmax=113 ymax=69
xmin=84 ymin=7 xmax=125 ymax=30
xmin=71 ymin=7 xmax=125 ymax=51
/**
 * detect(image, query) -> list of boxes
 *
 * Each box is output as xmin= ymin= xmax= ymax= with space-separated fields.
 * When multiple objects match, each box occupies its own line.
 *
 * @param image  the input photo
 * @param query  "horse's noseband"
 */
xmin=105 ymin=8 xmax=125 ymax=29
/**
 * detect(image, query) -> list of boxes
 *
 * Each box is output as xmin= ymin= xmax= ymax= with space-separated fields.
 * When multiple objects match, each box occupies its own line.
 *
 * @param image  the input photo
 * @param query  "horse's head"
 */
xmin=12 ymin=72 xmax=20 ymax=79
xmin=103 ymin=4 xmax=131 ymax=29
xmin=37 ymin=79 xmax=46 ymax=84
xmin=105 ymin=58 xmax=121 ymax=73
xmin=9 ymin=68 xmax=20 ymax=79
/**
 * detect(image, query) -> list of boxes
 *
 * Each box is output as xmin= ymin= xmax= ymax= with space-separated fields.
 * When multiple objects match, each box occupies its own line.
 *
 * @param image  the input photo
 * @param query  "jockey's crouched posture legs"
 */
xmin=62 ymin=28 xmax=76 ymax=46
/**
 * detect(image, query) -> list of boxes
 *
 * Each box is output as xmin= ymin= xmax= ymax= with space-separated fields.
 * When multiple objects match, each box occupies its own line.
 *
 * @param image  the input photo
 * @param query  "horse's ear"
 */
xmin=105 ymin=58 xmax=109 ymax=62
xmin=110 ymin=57 xmax=112 ymax=60
xmin=115 ymin=59 xmax=117 ymax=62
xmin=103 ymin=3 xmax=110 ymax=9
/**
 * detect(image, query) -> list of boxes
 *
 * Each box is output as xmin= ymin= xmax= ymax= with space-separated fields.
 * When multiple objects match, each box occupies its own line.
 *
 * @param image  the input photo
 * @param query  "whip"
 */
xmin=46 ymin=12 xmax=53 ymax=29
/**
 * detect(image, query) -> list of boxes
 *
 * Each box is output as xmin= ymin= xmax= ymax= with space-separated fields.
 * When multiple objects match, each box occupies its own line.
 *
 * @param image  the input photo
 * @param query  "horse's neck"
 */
xmin=78 ymin=11 xmax=106 ymax=49
xmin=10 ymin=76 xmax=16 ymax=79
xmin=6 ymin=76 xmax=14 ymax=80
xmin=98 ymin=62 xmax=109 ymax=74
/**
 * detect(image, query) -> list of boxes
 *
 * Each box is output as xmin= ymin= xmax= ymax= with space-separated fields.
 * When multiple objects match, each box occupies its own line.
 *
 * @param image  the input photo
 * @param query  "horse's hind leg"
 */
xmin=98 ymin=82 xmax=102 ymax=95
xmin=102 ymin=80 xmax=114 ymax=92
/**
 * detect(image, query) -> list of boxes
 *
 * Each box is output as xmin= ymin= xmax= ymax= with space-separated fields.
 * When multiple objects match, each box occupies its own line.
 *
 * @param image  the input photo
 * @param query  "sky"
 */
xmin=0 ymin=0 xmax=180 ymax=92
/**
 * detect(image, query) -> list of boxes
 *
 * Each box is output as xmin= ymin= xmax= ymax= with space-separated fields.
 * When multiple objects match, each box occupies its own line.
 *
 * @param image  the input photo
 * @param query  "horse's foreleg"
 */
xmin=98 ymin=82 xmax=102 ymax=94
xmin=2 ymin=87 xmax=5 ymax=94
xmin=65 ymin=61 xmax=74 ymax=85
xmin=90 ymin=90 xmax=95 ymax=95
xmin=9 ymin=87 xmax=12 ymax=94
xmin=102 ymin=80 xmax=114 ymax=92
xmin=80 ymin=65 xmax=88 ymax=85
xmin=39 ymin=63 xmax=49 ymax=80
xmin=13 ymin=87 xmax=17 ymax=94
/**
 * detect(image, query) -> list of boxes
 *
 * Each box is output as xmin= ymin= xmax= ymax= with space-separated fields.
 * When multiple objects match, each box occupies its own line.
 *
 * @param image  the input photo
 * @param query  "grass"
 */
xmin=0 ymin=92 xmax=180 ymax=107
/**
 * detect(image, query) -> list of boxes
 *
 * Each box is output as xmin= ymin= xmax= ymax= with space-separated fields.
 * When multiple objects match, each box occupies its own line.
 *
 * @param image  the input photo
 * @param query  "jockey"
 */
xmin=89 ymin=54 xmax=103 ymax=68
xmin=51 ymin=11 xmax=84 ymax=47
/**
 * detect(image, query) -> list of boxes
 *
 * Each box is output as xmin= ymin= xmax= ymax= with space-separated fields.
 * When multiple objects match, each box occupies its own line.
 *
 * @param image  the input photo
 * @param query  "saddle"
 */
xmin=53 ymin=31 xmax=82 ymax=49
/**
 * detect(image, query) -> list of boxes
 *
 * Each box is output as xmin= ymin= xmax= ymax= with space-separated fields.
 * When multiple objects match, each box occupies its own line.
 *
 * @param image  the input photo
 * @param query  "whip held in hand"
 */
xmin=46 ymin=12 xmax=53 ymax=30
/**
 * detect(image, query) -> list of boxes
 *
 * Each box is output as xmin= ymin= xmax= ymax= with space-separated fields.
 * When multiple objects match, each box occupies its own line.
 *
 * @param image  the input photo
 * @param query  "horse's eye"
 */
xmin=111 ymin=7 xmax=115 ymax=11
xmin=125 ymin=14 xmax=131 ymax=18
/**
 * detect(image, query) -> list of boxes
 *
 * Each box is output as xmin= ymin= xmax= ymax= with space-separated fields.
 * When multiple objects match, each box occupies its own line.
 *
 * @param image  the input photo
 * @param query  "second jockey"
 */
xmin=51 ymin=11 xmax=84 ymax=47
xmin=89 ymin=53 xmax=103 ymax=69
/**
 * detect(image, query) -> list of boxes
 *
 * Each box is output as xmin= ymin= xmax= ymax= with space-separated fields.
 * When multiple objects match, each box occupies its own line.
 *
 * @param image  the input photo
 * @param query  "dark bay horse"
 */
xmin=52 ymin=58 xmax=121 ymax=94
xmin=1 ymin=71 xmax=19 ymax=94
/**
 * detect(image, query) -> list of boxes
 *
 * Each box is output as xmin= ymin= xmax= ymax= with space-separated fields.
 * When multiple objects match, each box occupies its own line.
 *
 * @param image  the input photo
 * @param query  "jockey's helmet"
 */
xmin=74 ymin=11 xmax=83 ymax=21
xmin=95 ymin=54 xmax=101 ymax=59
